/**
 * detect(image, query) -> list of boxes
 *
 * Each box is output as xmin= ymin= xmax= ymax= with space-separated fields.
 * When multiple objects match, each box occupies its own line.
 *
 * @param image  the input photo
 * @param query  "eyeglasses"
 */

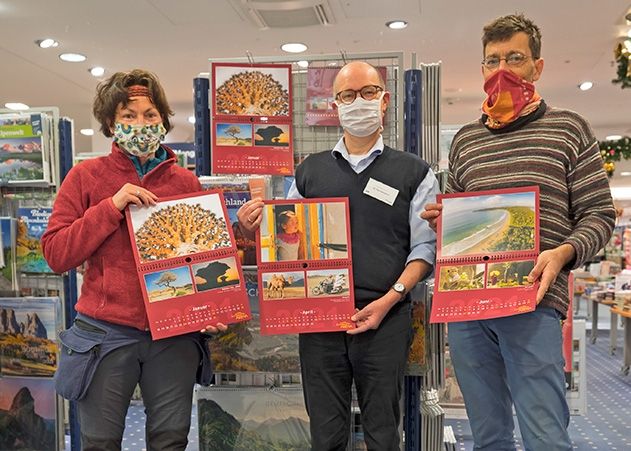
xmin=481 ymin=53 xmax=533 ymax=70
xmin=335 ymin=85 xmax=384 ymax=105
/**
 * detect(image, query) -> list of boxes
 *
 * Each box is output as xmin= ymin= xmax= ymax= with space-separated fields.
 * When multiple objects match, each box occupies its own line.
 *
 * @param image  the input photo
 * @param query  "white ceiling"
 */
xmin=2 ymin=0 xmax=631 ymax=196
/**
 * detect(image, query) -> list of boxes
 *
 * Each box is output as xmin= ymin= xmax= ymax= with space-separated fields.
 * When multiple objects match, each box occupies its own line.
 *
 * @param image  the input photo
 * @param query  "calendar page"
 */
xmin=430 ymin=186 xmax=540 ymax=323
xmin=126 ymin=191 xmax=251 ymax=339
xmin=210 ymin=63 xmax=293 ymax=176
xmin=256 ymin=198 xmax=355 ymax=335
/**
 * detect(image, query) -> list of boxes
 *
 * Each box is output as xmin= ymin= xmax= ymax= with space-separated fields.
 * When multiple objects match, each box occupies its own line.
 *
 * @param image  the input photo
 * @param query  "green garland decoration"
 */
xmin=598 ymin=136 xmax=631 ymax=177
xmin=612 ymin=42 xmax=631 ymax=89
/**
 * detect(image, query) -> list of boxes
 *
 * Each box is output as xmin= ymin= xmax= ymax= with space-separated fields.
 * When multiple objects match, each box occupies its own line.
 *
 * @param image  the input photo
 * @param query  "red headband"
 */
xmin=127 ymin=85 xmax=152 ymax=99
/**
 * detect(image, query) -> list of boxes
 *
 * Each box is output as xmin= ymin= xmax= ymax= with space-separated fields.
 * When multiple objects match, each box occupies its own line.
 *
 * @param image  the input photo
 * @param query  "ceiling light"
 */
xmin=36 ymin=38 xmax=59 ymax=48
xmin=4 ymin=103 xmax=29 ymax=110
xmin=578 ymin=81 xmax=593 ymax=91
xmin=296 ymin=60 xmax=309 ymax=68
xmin=188 ymin=116 xmax=196 ymax=124
xmin=281 ymin=43 xmax=307 ymax=53
xmin=80 ymin=129 xmax=94 ymax=136
xmin=606 ymin=135 xmax=622 ymax=141
xmin=59 ymin=53 xmax=87 ymax=62
xmin=385 ymin=20 xmax=408 ymax=30
xmin=620 ymin=172 xmax=631 ymax=176
xmin=89 ymin=66 xmax=105 ymax=77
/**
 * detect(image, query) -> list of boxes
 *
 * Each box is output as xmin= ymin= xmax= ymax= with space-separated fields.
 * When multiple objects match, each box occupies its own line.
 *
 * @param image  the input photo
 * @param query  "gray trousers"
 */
xmin=77 ymin=335 xmax=200 ymax=451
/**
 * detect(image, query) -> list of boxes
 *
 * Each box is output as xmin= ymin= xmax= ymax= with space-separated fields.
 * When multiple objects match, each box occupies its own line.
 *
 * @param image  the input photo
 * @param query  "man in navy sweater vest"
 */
xmin=238 ymin=61 xmax=439 ymax=451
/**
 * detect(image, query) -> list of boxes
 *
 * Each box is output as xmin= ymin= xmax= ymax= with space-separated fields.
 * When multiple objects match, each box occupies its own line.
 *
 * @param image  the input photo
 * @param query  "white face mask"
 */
xmin=336 ymin=93 xmax=384 ymax=137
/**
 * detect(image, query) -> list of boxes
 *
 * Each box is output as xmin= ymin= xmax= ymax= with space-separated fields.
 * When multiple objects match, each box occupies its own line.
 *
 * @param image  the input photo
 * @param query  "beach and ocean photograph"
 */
xmin=441 ymin=191 xmax=536 ymax=257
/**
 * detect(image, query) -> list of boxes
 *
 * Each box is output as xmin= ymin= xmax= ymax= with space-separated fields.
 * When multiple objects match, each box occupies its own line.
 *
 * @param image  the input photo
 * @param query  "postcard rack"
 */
xmin=193 ymin=54 xmax=446 ymax=449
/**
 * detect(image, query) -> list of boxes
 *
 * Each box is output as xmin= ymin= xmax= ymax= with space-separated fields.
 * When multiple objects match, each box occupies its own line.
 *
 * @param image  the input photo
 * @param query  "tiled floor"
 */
xmin=445 ymin=300 xmax=631 ymax=451
xmin=67 ymin=300 xmax=630 ymax=450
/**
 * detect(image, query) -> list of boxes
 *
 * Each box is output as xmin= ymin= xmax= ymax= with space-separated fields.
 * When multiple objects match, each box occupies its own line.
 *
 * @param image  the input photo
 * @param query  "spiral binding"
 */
xmin=438 ymin=251 xmax=537 ymax=265
xmin=259 ymin=258 xmax=351 ymax=272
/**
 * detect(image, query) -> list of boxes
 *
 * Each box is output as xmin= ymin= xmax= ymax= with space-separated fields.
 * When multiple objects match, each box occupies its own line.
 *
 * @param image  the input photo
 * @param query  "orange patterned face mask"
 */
xmin=482 ymin=69 xmax=540 ymax=128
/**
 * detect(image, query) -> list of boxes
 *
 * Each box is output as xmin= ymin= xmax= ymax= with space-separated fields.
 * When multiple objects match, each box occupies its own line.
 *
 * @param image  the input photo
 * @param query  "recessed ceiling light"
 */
xmin=620 ymin=171 xmax=631 ymax=176
xmin=59 ymin=53 xmax=87 ymax=62
xmin=578 ymin=81 xmax=593 ymax=91
xmin=386 ymin=20 xmax=408 ymax=30
xmin=4 ymin=103 xmax=29 ymax=110
xmin=296 ymin=60 xmax=309 ymax=68
xmin=188 ymin=116 xmax=196 ymax=124
xmin=89 ymin=66 xmax=105 ymax=77
xmin=36 ymin=38 xmax=59 ymax=48
xmin=606 ymin=135 xmax=622 ymax=141
xmin=281 ymin=43 xmax=307 ymax=53
xmin=80 ymin=128 xmax=94 ymax=136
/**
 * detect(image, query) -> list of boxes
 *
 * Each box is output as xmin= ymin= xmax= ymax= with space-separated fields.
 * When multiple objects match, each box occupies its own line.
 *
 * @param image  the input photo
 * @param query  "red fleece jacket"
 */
xmin=42 ymin=144 xmax=202 ymax=330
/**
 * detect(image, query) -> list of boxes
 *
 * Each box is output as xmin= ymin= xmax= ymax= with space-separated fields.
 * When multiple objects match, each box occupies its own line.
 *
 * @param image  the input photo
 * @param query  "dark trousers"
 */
xmin=299 ymin=302 xmax=412 ymax=451
xmin=77 ymin=335 xmax=200 ymax=451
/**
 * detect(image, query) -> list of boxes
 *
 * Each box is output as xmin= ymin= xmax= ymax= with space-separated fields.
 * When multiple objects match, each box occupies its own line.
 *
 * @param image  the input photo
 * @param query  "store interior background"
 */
xmin=2 ymin=0 xmax=631 ymax=203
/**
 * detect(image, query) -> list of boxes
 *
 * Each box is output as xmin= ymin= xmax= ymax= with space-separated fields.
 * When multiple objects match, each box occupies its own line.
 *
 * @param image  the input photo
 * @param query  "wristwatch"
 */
xmin=392 ymin=282 xmax=406 ymax=299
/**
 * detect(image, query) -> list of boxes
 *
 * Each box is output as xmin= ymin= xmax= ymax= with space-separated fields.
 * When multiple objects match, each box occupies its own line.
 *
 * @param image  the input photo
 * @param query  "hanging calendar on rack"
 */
xmin=210 ymin=63 xmax=294 ymax=175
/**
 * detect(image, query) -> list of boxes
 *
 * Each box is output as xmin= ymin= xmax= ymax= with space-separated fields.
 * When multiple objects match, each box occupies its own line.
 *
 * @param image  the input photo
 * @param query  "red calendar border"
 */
xmin=125 ymin=190 xmax=251 ymax=339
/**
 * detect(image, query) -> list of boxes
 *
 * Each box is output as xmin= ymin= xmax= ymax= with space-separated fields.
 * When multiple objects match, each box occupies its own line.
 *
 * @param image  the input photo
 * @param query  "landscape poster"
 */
xmin=208 ymin=267 xmax=301 ymax=373
xmin=210 ymin=63 xmax=294 ymax=176
xmin=0 ymin=297 xmax=60 ymax=378
xmin=0 ymin=377 xmax=57 ymax=450
xmin=431 ymin=186 xmax=540 ymax=323
xmin=197 ymin=387 xmax=309 ymax=451
xmin=126 ymin=191 xmax=250 ymax=339
xmin=16 ymin=207 xmax=54 ymax=274
xmin=0 ymin=113 xmax=47 ymax=184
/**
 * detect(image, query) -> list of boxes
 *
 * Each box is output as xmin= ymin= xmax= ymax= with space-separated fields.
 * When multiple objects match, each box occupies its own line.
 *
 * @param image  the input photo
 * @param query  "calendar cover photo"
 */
xmin=256 ymin=198 xmax=355 ymax=335
xmin=430 ymin=186 xmax=540 ymax=323
xmin=210 ymin=63 xmax=293 ymax=176
xmin=126 ymin=191 xmax=251 ymax=339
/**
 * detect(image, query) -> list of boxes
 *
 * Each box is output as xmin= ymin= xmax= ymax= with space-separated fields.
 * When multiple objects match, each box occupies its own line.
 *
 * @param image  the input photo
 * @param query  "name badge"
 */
xmin=363 ymin=178 xmax=399 ymax=206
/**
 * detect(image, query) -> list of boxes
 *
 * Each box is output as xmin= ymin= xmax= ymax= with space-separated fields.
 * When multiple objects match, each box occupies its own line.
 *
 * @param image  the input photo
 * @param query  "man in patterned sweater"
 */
xmin=422 ymin=14 xmax=615 ymax=451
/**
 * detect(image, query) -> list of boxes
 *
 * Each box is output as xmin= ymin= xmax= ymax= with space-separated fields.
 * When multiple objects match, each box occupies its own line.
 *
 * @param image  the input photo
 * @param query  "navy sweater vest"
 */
xmin=295 ymin=146 xmax=429 ymax=307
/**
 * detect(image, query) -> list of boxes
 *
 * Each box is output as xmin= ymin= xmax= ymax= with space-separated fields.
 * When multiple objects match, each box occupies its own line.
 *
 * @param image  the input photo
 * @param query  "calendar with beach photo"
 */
xmin=430 ymin=186 xmax=540 ymax=323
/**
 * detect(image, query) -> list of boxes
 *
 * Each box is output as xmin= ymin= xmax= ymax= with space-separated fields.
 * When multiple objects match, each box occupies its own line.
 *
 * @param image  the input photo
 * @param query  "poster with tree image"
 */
xmin=210 ymin=63 xmax=294 ymax=175
xmin=431 ymin=186 xmax=540 ymax=323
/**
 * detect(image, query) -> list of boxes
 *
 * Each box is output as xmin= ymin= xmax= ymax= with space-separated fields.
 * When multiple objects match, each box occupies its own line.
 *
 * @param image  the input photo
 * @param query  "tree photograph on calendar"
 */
xmin=129 ymin=193 xmax=231 ymax=264
xmin=256 ymin=198 xmax=355 ymax=335
xmin=125 ymin=191 xmax=251 ymax=340
xmin=211 ymin=62 xmax=293 ymax=176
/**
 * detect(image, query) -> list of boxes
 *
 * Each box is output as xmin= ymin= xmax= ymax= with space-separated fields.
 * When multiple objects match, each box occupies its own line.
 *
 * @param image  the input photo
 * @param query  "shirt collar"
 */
xmin=331 ymin=135 xmax=384 ymax=161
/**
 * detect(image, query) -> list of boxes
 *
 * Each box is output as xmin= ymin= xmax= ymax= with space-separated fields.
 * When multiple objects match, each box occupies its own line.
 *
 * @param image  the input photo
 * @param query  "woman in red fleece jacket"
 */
xmin=42 ymin=69 xmax=225 ymax=450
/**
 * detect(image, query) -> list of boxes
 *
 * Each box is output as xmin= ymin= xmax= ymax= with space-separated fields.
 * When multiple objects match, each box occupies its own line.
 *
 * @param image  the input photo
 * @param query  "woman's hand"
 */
xmin=112 ymin=183 xmax=158 ymax=210
xmin=200 ymin=322 xmax=228 ymax=334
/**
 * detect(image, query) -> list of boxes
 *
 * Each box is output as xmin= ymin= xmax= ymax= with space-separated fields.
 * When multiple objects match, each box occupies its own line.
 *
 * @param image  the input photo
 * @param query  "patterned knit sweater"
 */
xmin=447 ymin=106 xmax=616 ymax=317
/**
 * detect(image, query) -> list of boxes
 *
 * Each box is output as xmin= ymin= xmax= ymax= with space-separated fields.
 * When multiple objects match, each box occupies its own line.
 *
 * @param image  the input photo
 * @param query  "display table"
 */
xmin=589 ymin=295 xmax=618 ymax=355
xmin=610 ymin=307 xmax=631 ymax=376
